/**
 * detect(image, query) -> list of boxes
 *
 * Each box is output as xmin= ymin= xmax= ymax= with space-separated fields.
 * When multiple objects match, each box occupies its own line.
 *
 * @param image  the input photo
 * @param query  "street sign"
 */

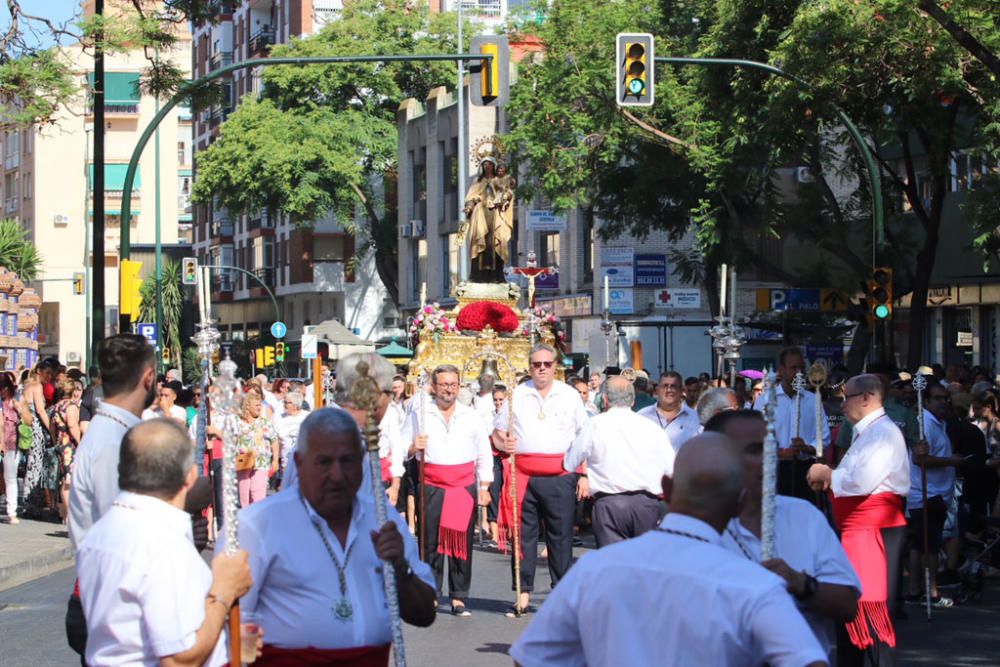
xmin=756 ymin=288 xmax=821 ymax=312
xmin=302 ymin=333 xmax=318 ymax=359
xmin=270 ymin=321 xmax=287 ymax=339
xmin=525 ymin=210 xmax=568 ymax=232
xmin=600 ymin=246 xmax=635 ymax=287
xmin=137 ymin=323 xmax=158 ymax=345
xmin=655 ymin=288 xmax=702 ymax=309
xmin=182 ymin=257 xmax=198 ymax=285
xmin=608 ymin=288 xmax=634 ymax=315
xmin=820 ymin=289 xmax=850 ymax=312
xmin=634 ymin=254 xmax=667 ymax=287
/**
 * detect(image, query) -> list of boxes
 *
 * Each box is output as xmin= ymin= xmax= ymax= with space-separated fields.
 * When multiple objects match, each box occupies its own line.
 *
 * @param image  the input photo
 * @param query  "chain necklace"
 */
xmin=653 ymin=527 xmax=711 ymax=544
xmin=726 ymin=525 xmax=757 ymax=561
xmin=301 ymin=495 xmax=356 ymax=622
xmin=96 ymin=409 xmax=133 ymax=431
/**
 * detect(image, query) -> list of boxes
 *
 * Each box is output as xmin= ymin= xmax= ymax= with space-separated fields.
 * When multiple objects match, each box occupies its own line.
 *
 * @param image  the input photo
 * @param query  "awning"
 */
xmin=377 ymin=337 xmax=413 ymax=359
xmin=89 ymin=163 xmax=141 ymax=190
xmin=311 ymin=318 xmax=375 ymax=360
xmin=89 ymin=209 xmax=140 ymax=216
xmin=88 ymin=72 xmax=141 ymax=103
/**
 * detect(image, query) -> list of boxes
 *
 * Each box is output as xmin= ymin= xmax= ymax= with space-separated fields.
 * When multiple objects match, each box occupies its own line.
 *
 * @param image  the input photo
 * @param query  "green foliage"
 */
xmin=0 ymin=219 xmax=43 ymax=281
xmin=0 ymin=50 xmax=78 ymax=130
xmin=137 ymin=259 xmax=184 ymax=368
xmin=193 ymin=0 xmax=466 ymax=302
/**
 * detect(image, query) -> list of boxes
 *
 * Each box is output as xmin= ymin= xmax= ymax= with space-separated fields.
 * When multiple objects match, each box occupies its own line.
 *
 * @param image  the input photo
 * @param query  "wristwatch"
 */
xmin=795 ymin=572 xmax=819 ymax=601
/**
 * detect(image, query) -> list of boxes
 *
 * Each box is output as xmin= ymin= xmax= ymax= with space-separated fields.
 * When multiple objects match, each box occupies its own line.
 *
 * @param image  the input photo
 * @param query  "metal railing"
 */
xmin=87 ymin=102 xmax=140 ymax=115
xmin=249 ymin=29 xmax=275 ymax=56
xmin=210 ymin=51 xmax=233 ymax=70
xmin=212 ymin=219 xmax=234 ymax=237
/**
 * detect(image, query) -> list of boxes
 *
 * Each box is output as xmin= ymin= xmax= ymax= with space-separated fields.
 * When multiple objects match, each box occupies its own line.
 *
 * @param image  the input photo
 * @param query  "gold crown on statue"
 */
xmin=471 ymin=135 xmax=505 ymax=169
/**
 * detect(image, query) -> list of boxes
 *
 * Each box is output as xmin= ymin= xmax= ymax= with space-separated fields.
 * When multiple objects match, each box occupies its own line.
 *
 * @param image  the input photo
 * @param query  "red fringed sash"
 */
xmin=497 ymin=453 xmax=567 ymax=556
xmin=831 ymin=492 xmax=906 ymax=650
xmin=256 ymin=643 xmax=390 ymax=666
xmin=379 ymin=456 xmax=392 ymax=484
xmin=424 ymin=462 xmax=476 ymax=560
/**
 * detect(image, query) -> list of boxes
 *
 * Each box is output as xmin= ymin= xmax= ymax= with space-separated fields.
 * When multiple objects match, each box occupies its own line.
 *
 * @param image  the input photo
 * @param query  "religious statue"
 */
xmin=462 ymin=140 xmax=516 ymax=283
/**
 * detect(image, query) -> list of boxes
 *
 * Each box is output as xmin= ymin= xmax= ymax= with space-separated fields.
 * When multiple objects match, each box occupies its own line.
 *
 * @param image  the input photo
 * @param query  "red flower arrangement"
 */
xmin=456 ymin=301 xmax=521 ymax=333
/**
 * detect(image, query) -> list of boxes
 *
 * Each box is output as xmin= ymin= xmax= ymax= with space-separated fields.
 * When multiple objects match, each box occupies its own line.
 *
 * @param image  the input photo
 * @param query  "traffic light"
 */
xmin=73 ymin=272 xmax=85 ymax=295
xmin=182 ymin=257 xmax=198 ymax=286
xmin=119 ymin=260 xmax=143 ymax=322
xmin=868 ymin=267 xmax=893 ymax=320
xmin=275 ymin=342 xmax=285 ymax=363
xmin=162 ymin=347 xmax=170 ymax=365
xmin=616 ymin=33 xmax=655 ymax=107
xmin=470 ymin=35 xmax=510 ymax=107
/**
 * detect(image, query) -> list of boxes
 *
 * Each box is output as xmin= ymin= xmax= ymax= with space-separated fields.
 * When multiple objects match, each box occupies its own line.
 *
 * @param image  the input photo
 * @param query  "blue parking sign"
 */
xmin=137 ymin=323 xmax=158 ymax=345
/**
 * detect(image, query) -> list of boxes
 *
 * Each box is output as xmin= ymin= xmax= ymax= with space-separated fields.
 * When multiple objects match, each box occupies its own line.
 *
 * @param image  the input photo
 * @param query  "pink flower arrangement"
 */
xmin=521 ymin=305 xmax=565 ymax=340
xmin=409 ymin=302 xmax=457 ymax=340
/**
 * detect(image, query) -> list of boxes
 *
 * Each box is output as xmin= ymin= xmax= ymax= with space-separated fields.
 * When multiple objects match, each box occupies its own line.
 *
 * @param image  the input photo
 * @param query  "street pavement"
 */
xmin=3 ymin=532 xmax=1000 ymax=666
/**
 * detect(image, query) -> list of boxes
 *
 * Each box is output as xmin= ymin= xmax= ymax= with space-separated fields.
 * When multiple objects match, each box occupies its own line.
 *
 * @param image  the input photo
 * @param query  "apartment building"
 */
xmin=0 ymin=1 xmax=192 ymax=369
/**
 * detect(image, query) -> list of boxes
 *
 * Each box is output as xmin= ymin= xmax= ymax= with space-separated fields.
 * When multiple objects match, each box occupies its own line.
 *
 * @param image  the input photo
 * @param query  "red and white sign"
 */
xmin=655 ymin=288 xmax=702 ymax=309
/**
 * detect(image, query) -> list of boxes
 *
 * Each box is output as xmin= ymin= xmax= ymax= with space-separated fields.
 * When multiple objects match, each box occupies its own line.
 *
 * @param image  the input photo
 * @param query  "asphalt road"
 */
xmin=3 ymin=538 xmax=1000 ymax=666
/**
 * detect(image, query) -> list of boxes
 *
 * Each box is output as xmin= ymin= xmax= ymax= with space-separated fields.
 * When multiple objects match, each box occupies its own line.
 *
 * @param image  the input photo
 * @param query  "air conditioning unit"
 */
xmin=410 ymin=219 xmax=426 ymax=238
xmin=67 ymin=351 xmax=80 ymax=362
xmin=795 ymin=166 xmax=814 ymax=184
xmin=53 ymin=213 xmax=70 ymax=226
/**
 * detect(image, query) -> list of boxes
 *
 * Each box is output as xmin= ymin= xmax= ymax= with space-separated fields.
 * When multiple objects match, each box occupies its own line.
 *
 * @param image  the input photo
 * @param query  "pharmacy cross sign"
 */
xmin=658 ymin=291 xmax=672 ymax=305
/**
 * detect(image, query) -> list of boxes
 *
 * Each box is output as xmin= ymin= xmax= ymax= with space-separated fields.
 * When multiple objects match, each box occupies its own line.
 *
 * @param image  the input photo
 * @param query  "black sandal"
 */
xmin=504 ymin=604 xmax=529 ymax=618
xmin=451 ymin=603 xmax=471 ymax=617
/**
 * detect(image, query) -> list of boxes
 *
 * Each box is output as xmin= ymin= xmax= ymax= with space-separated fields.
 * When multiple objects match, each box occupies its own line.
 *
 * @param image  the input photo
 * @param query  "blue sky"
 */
xmin=1 ymin=0 xmax=82 ymax=48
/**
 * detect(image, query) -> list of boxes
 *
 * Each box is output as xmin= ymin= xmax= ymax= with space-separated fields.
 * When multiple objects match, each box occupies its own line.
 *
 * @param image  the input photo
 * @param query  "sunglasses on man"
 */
xmin=531 ymin=361 xmax=555 ymax=369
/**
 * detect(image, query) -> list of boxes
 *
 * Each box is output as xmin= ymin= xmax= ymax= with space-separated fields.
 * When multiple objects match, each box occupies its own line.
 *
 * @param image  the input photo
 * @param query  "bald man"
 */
xmin=563 ymin=375 xmax=674 ymax=547
xmin=512 ymin=433 xmax=828 ymax=667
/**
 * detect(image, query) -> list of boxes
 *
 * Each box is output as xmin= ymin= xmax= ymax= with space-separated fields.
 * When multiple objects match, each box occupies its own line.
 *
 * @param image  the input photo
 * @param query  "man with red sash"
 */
xmin=494 ymin=344 xmax=590 ymax=616
xmin=402 ymin=364 xmax=493 ymax=616
xmin=232 ymin=408 xmax=437 ymax=666
xmin=808 ymin=373 xmax=910 ymax=667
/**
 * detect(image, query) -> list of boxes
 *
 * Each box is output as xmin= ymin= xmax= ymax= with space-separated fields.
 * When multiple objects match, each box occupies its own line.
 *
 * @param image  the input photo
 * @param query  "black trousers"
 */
xmin=486 ymin=455 xmax=504 ymax=524
xmin=65 ymin=593 xmax=87 ymax=665
xmin=211 ymin=458 xmax=224 ymax=530
xmin=836 ymin=525 xmax=906 ymax=667
xmin=423 ymin=483 xmax=476 ymax=600
xmin=512 ymin=473 xmax=577 ymax=594
xmin=777 ymin=458 xmax=819 ymax=502
xmin=591 ymin=492 xmax=661 ymax=548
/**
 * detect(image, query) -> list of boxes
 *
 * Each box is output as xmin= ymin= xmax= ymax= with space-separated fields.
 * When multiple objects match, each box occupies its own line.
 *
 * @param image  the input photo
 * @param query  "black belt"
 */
xmin=592 ymin=490 xmax=660 ymax=501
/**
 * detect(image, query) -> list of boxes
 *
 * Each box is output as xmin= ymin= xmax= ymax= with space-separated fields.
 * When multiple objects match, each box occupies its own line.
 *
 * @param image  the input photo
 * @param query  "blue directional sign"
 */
xmin=137 ymin=323 xmax=158 ymax=345
xmin=270 ymin=321 xmax=287 ymax=339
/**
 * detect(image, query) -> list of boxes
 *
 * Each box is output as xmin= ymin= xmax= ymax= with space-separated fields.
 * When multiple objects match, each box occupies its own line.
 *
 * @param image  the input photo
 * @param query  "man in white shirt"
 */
xmin=705 ymin=409 xmax=860 ymax=655
xmin=378 ymin=378 xmax=408 ymax=507
xmin=493 ymin=344 xmax=589 ymax=616
xmin=511 ymin=433 xmax=829 ymax=667
xmin=563 ymin=375 xmax=674 ymax=547
xmin=808 ymin=374 xmax=910 ymax=667
xmin=570 ymin=376 xmax=600 ymax=417
xmin=637 ymin=371 xmax=701 ymax=451
xmin=754 ymin=347 xmax=831 ymax=500
xmin=906 ymin=382 xmax=960 ymax=606
xmin=141 ymin=380 xmax=187 ymax=425
xmin=77 ymin=419 xmax=253 ymax=667
xmin=402 ymin=365 xmax=492 ymax=615
xmin=231 ymin=408 xmax=436 ymax=663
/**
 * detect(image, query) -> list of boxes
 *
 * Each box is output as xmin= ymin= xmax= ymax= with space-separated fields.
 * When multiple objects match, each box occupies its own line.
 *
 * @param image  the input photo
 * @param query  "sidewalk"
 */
xmin=0 ymin=517 xmax=73 ymax=591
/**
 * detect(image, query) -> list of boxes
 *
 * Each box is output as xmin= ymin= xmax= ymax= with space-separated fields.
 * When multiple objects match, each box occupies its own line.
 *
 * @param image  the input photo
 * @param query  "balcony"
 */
xmin=86 ymin=101 xmax=140 ymax=116
xmin=252 ymin=267 xmax=276 ymax=288
xmin=212 ymin=218 xmax=234 ymax=237
xmin=249 ymin=28 xmax=275 ymax=56
xmin=209 ymin=51 xmax=233 ymax=71
xmin=248 ymin=210 xmax=274 ymax=231
xmin=209 ymin=105 xmax=233 ymax=127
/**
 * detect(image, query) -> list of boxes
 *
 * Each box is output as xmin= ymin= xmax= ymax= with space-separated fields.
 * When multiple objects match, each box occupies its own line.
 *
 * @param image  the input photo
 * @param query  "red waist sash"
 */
xmin=379 ymin=455 xmax=392 ymax=484
xmin=424 ymin=462 xmax=476 ymax=560
xmin=497 ymin=453 xmax=567 ymax=556
xmin=831 ymin=492 xmax=906 ymax=651
xmin=256 ymin=643 xmax=390 ymax=667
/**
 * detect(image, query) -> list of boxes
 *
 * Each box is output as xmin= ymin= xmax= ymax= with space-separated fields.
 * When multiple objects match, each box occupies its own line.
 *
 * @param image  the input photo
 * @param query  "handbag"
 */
xmin=235 ymin=452 xmax=255 ymax=472
xmin=17 ymin=423 xmax=32 ymax=451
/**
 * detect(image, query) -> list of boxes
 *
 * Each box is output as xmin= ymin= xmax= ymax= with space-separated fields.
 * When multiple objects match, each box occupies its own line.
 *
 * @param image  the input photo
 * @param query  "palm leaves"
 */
xmin=137 ymin=258 xmax=184 ymax=368
xmin=0 ymin=219 xmax=43 ymax=281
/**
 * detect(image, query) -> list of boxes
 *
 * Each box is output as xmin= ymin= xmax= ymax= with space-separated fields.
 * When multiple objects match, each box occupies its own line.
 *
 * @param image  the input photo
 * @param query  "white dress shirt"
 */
xmin=400 ymin=401 xmax=493 ymax=482
xmin=832 ymin=408 xmax=910 ymax=497
xmin=721 ymin=496 xmax=861 ymax=651
xmin=77 ymin=491 xmax=227 ymax=666
xmin=753 ymin=384 xmax=831 ymax=450
xmin=907 ymin=411 xmax=955 ymax=509
xmin=510 ymin=512 xmax=828 ymax=667
xmin=141 ymin=404 xmax=187 ymax=423
xmin=563 ymin=406 xmax=674 ymax=495
xmin=275 ymin=410 xmax=309 ymax=469
xmin=230 ymin=488 xmax=434 ymax=650
xmin=377 ymin=400 xmax=407 ymax=479
xmin=636 ymin=402 xmax=701 ymax=451
xmin=494 ymin=380 xmax=589 ymax=455
xmin=68 ymin=402 xmax=142 ymax=551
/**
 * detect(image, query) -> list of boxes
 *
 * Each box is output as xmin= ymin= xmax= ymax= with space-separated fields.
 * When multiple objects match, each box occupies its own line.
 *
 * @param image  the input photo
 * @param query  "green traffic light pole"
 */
xmin=655 ymin=57 xmax=885 ymax=251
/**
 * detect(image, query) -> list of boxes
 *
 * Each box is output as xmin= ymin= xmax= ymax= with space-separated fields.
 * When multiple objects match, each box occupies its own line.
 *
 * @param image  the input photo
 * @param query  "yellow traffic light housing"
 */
xmin=868 ymin=267 xmax=893 ymax=321
xmin=119 ymin=260 xmax=143 ymax=322
xmin=470 ymin=35 xmax=509 ymax=107
xmin=616 ymin=33 xmax=655 ymax=107
xmin=162 ymin=347 xmax=170 ymax=365
xmin=73 ymin=272 xmax=85 ymax=295
xmin=275 ymin=342 xmax=286 ymax=363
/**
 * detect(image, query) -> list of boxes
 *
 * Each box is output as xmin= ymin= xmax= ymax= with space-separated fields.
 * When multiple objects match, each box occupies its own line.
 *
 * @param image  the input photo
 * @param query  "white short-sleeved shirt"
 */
xmin=377 ymin=400 xmax=407 ymax=479
xmin=510 ymin=513 xmax=828 ymax=667
xmin=721 ymin=496 xmax=861 ymax=651
xmin=77 ymin=491 xmax=227 ymax=666
xmin=400 ymin=401 xmax=493 ymax=482
xmin=68 ymin=403 xmax=142 ymax=551
xmin=493 ymin=380 xmax=589 ymax=455
xmin=275 ymin=410 xmax=309 ymax=466
xmin=636 ymin=402 xmax=701 ymax=452
xmin=228 ymin=488 xmax=434 ymax=650
xmin=753 ymin=384 xmax=831 ymax=450
xmin=908 ymin=411 xmax=955 ymax=508
xmin=141 ymin=404 xmax=188 ymax=423
xmin=563 ymin=407 xmax=674 ymax=495
xmin=832 ymin=408 xmax=910 ymax=497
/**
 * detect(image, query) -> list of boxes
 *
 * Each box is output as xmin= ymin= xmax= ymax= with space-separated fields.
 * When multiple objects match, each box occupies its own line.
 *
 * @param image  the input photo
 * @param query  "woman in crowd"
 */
xmin=49 ymin=377 xmax=83 ymax=523
xmin=20 ymin=361 xmax=55 ymax=519
xmin=2 ymin=374 xmax=21 ymax=523
xmin=236 ymin=392 xmax=279 ymax=507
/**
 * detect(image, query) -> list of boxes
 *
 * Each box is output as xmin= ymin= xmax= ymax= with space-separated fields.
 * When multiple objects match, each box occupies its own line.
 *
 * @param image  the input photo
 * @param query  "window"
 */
xmin=411 ymin=149 xmax=426 ymax=222
xmin=177 ymin=141 xmax=186 ymax=165
xmin=542 ymin=231 xmax=560 ymax=269
xmin=582 ymin=207 xmax=594 ymax=284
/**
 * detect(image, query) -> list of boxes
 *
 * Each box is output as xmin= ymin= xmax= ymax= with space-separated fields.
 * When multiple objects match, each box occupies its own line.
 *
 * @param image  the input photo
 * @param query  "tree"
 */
xmin=137 ymin=258 xmax=183 ymax=369
xmin=192 ymin=0 xmax=466 ymax=303
xmin=0 ymin=218 xmax=42 ymax=280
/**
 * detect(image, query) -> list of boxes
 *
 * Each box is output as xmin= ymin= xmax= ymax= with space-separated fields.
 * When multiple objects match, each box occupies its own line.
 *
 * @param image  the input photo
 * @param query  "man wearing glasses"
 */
xmin=637 ymin=371 xmax=700 ymax=452
xmin=493 ymin=344 xmax=589 ymax=616
xmin=402 ymin=365 xmax=493 ymax=616
xmin=807 ymin=374 xmax=909 ymax=667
